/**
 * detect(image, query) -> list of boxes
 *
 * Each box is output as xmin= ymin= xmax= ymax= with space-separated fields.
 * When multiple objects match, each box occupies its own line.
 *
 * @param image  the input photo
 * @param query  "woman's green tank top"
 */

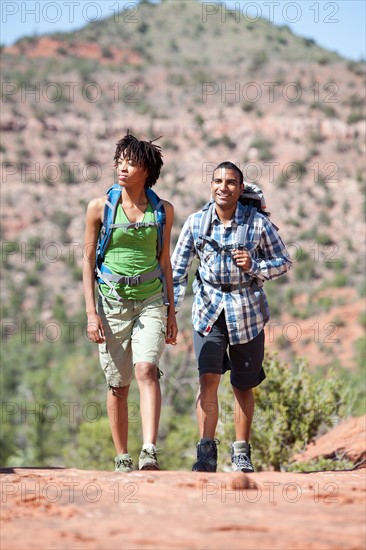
xmin=100 ymin=202 xmax=162 ymax=300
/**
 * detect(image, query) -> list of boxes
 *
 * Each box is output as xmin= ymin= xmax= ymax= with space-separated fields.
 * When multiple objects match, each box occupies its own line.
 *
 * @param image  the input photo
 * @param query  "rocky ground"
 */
xmin=1 ymin=468 xmax=365 ymax=549
xmin=1 ymin=415 xmax=365 ymax=550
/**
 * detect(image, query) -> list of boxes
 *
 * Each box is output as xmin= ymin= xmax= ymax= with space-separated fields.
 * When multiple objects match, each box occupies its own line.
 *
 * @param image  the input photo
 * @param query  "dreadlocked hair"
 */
xmin=114 ymin=132 xmax=164 ymax=188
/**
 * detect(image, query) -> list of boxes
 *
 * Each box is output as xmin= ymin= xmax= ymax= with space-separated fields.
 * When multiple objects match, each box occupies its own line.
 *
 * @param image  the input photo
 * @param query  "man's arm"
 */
xmin=244 ymin=217 xmax=292 ymax=281
xmin=171 ymin=218 xmax=196 ymax=310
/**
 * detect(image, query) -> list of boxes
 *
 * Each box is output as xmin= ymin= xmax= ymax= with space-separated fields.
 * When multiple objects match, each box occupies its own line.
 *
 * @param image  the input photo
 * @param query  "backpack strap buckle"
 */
xmin=221 ymin=284 xmax=232 ymax=292
xmin=123 ymin=275 xmax=141 ymax=286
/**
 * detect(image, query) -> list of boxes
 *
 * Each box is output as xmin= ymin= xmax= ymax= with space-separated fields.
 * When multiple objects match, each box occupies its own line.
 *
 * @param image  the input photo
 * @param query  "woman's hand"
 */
xmin=87 ymin=312 xmax=105 ymax=344
xmin=165 ymin=309 xmax=178 ymax=345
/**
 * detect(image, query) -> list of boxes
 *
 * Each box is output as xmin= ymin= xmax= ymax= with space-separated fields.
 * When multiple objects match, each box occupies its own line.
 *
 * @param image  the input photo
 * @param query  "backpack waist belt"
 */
xmin=200 ymin=279 xmax=253 ymax=292
xmin=96 ymin=264 xmax=163 ymax=302
xmin=98 ymin=266 xmax=162 ymax=286
xmin=197 ymin=276 xmax=268 ymax=319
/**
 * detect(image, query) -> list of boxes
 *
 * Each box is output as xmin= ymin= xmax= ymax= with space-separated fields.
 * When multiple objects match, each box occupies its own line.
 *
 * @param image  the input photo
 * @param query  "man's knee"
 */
xmin=199 ymin=373 xmax=221 ymax=391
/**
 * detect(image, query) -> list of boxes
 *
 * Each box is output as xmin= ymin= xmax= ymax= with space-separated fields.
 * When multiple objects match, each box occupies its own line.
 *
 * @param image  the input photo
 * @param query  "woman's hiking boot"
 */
xmin=115 ymin=453 xmax=134 ymax=472
xmin=139 ymin=445 xmax=160 ymax=470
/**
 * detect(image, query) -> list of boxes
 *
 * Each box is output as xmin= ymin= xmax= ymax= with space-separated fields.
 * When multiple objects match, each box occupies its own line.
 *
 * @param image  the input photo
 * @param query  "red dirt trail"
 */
xmin=1 ymin=467 xmax=365 ymax=549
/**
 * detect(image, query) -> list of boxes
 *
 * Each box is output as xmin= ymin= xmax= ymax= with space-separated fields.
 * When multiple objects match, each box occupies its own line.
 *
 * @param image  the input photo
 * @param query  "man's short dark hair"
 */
xmin=114 ymin=132 xmax=164 ymax=188
xmin=213 ymin=161 xmax=243 ymax=186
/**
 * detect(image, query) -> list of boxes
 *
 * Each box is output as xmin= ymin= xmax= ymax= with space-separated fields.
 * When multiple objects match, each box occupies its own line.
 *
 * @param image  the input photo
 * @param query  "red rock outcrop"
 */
xmin=4 ymin=37 xmax=143 ymax=65
xmin=294 ymin=414 xmax=366 ymax=467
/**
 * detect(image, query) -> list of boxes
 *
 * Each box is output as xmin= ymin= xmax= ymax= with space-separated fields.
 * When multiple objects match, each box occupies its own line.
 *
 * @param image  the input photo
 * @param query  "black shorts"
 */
xmin=193 ymin=311 xmax=266 ymax=390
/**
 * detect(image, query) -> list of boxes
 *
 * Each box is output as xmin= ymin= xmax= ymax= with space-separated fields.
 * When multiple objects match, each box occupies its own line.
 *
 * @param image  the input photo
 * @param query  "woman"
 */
xmin=83 ymin=132 xmax=177 ymax=472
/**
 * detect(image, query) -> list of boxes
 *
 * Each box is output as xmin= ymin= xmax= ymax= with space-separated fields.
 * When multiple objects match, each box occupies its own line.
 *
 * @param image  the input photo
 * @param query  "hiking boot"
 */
xmin=231 ymin=441 xmax=254 ymax=473
xmin=139 ymin=446 xmax=160 ymax=470
xmin=192 ymin=438 xmax=220 ymax=472
xmin=115 ymin=453 xmax=133 ymax=473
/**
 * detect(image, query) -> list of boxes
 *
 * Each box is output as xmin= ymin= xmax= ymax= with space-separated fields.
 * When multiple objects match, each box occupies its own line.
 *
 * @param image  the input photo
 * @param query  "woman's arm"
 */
xmin=159 ymin=200 xmax=178 ymax=345
xmin=82 ymin=197 xmax=106 ymax=344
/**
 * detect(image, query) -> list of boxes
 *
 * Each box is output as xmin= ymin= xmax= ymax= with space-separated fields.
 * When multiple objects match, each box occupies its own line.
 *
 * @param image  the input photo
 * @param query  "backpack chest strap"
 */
xmin=197 ymin=234 xmax=243 ymax=253
xmin=109 ymin=221 xmax=159 ymax=230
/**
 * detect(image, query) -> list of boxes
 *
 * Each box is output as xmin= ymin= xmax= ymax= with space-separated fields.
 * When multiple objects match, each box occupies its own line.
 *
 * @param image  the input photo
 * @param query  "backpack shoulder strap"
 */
xmin=99 ymin=184 xmax=122 ymax=260
xmin=236 ymin=203 xmax=257 ymax=249
xmin=195 ymin=200 xmax=258 ymax=252
xmin=195 ymin=201 xmax=214 ymax=251
xmin=145 ymin=188 xmax=169 ymax=304
xmin=145 ymin=188 xmax=166 ymax=255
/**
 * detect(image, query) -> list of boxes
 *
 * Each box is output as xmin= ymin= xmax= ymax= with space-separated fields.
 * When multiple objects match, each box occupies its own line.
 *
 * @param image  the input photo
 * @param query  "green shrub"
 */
xmin=217 ymin=354 xmax=342 ymax=471
xmin=249 ymin=135 xmax=273 ymax=161
xmin=249 ymin=50 xmax=268 ymax=72
xmin=63 ymin=418 xmax=116 ymax=470
xmin=332 ymin=273 xmax=348 ymax=287
xmin=359 ymin=312 xmax=366 ymax=328
xmin=318 ymin=56 xmax=331 ymax=65
xmin=347 ymin=110 xmax=365 ymax=124
xmin=287 ymin=456 xmax=354 ymax=472
xmin=242 ymin=102 xmax=255 ymax=113
xmin=294 ymin=252 xmax=316 ymax=282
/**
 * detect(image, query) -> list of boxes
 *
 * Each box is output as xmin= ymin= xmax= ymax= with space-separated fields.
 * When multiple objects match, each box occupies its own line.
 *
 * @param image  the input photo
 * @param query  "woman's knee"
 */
xmin=135 ymin=362 xmax=159 ymax=383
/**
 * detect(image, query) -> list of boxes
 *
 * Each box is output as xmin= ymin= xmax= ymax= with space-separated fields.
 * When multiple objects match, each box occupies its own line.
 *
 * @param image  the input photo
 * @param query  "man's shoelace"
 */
xmin=233 ymin=453 xmax=252 ymax=468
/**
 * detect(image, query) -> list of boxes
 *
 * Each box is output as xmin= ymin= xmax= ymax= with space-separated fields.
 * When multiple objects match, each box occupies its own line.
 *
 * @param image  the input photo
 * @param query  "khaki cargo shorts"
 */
xmin=97 ymin=293 xmax=167 ymax=388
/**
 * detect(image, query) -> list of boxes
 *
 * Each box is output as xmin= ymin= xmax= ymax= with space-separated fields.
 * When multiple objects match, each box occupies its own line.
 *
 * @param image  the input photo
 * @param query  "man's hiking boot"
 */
xmin=192 ymin=438 xmax=219 ymax=472
xmin=115 ymin=453 xmax=133 ymax=473
xmin=139 ymin=445 xmax=160 ymax=470
xmin=231 ymin=441 xmax=254 ymax=473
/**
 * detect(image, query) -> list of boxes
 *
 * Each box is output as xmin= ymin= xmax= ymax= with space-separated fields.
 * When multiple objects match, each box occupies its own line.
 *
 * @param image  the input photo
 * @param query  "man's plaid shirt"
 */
xmin=171 ymin=202 xmax=292 ymax=344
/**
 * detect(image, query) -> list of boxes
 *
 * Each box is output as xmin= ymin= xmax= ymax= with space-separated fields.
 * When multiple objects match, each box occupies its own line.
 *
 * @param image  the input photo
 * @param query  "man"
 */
xmin=83 ymin=133 xmax=177 ymax=472
xmin=171 ymin=161 xmax=291 ymax=473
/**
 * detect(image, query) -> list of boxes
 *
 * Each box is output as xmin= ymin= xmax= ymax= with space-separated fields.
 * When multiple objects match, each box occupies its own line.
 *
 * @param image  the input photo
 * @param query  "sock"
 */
xmin=142 ymin=443 xmax=156 ymax=451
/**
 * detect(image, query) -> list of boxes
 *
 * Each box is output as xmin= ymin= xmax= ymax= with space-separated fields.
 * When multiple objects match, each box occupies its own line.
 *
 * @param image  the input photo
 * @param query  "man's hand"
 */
xmin=87 ymin=313 xmax=105 ymax=344
xmin=232 ymin=248 xmax=252 ymax=271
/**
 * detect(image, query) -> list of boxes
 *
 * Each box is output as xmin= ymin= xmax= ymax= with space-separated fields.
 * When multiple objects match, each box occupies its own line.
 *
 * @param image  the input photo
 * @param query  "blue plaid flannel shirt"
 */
xmin=171 ymin=202 xmax=292 ymax=344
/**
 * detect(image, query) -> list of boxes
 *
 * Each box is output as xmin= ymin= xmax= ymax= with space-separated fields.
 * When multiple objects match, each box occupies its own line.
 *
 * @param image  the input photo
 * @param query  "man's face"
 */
xmin=211 ymin=168 xmax=244 ymax=210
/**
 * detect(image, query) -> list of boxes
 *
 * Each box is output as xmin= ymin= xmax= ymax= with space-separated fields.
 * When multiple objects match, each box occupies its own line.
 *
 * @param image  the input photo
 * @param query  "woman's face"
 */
xmin=116 ymin=154 xmax=148 ymax=188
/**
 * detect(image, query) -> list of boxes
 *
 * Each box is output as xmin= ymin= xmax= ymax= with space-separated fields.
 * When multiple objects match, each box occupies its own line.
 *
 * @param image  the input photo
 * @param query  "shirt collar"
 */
xmin=210 ymin=201 xmax=245 ymax=226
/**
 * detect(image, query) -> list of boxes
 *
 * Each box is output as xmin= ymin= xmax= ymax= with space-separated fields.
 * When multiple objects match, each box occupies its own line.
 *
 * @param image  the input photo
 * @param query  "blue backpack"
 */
xmin=95 ymin=184 xmax=167 ymax=302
